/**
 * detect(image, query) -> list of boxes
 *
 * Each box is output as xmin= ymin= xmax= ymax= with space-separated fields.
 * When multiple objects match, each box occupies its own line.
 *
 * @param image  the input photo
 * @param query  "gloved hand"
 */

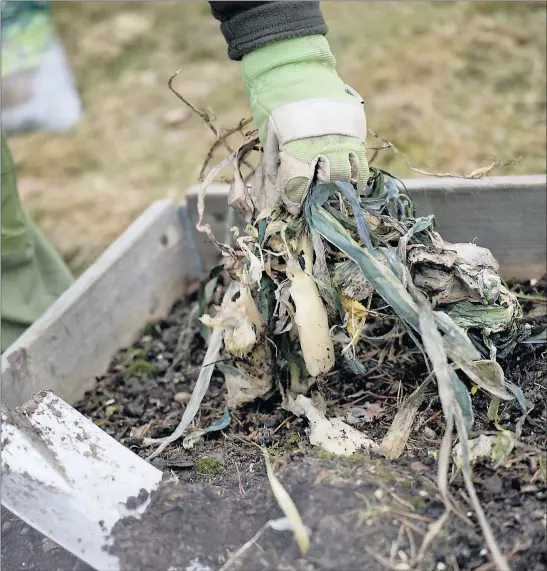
xmin=242 ymin=34 xmax=369 ymax=215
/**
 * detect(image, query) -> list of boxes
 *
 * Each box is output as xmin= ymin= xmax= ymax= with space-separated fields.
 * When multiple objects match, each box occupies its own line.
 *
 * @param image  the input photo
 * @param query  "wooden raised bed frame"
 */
xmin=2 ymin=174 xmax=545 ymax=411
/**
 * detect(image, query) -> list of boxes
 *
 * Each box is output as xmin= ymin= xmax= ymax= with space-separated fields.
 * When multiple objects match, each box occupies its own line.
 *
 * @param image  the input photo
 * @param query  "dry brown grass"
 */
xmin=6 ymin=1 xmax=546 ymax=273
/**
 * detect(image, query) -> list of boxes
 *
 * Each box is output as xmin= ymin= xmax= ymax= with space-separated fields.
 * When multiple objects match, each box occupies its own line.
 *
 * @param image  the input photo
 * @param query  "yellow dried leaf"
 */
xmin=340 ymin=296 xmax=369 ymax=340
xmin=262 ymin=447 xmax=310 ymax=554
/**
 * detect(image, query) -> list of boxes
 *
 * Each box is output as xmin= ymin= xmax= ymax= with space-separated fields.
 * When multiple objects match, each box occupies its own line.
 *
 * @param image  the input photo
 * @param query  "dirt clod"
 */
xmin=125 ymin=488 xmax=150 ymax=510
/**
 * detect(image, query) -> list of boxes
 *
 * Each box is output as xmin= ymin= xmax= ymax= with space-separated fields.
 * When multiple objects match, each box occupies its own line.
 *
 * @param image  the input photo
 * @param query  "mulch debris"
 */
xmin=3 ymin=278 xmax=545 ymax=571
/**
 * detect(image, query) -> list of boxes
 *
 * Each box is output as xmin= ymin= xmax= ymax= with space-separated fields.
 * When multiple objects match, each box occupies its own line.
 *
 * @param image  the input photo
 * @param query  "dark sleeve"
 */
xmin=208 ymin=1 xmax=327 ymax=60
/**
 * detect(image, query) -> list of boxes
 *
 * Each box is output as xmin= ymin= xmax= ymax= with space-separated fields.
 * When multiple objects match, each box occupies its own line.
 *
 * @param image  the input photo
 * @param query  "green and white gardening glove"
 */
xmin=242 ymin=34 xmax=369 ymax=215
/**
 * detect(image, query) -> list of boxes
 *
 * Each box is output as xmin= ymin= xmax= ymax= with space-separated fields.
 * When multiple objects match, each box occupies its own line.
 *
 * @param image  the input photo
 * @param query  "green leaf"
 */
xmin=433 ymin=311 xmax=482 ymax=362
xmin=203 ymin=406 xmax=231 ymax=434
xmin=505 ymin=381 xmax=528 ymax=414
xmin=315 ymin=181 xmax=376 ymax=257
xmin=341 ymin=352 xmax=366 ymax=375
xmin=444 ymin=300 xmax=517 ymax=333
xmin=305 ymin=201 xmax=421 ymax=329
xmin=304 ymin=191 xmax=512 ymax=403
xmin=258 ymin=274 xmax=276 ymax=326
xmin=258 ymin=218 xmax=268 ymax=245
xmin=183 ymin=407 xmax=231 ymax=449
xmin=308 ymin=181 xmax=334 ymax=207
xmin=310 ymin=228 xmax=344 ymax=318
xmin=324 ymin=204 xmax=358 ymax=231
xmin=451 ymin=371 xmax=474 ymax=435
xmin=523 ymin=327 xmax=547 ymax=344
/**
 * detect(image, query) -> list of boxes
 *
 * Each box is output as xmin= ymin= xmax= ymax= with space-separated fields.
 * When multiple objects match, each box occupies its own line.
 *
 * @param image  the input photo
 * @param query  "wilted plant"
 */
xmin=196 ymin=130 xmax=525 ymax=408
xmin=190 ymin=125 xmax=531 ymax=570
xmin=157 ymin=75 xmax=540 ymax=571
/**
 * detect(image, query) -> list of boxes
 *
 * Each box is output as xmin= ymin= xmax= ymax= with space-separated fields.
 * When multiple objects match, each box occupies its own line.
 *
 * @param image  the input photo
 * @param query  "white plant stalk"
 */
xmin=286 ymin=256 xmax=334 ymax=377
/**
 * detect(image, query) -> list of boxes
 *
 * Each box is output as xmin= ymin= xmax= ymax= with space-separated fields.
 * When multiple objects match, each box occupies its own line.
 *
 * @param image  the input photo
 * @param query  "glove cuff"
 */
xmin=242 ymin=34 xmax=336 ymax=87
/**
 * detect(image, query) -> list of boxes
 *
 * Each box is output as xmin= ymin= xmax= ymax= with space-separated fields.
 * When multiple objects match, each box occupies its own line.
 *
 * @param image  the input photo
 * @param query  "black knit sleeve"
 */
xmin=208 ymin=1 xmax=328 ymax=60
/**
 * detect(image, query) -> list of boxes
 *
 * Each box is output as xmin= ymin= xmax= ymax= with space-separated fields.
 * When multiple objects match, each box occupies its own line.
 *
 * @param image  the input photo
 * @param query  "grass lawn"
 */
xmin=6 ymin=1 xmax=546 ymax=273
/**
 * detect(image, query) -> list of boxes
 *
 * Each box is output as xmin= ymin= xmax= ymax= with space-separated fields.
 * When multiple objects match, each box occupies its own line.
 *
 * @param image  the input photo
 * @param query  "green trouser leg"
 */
xmin=1 ymin=132 xmax=74 ymax=352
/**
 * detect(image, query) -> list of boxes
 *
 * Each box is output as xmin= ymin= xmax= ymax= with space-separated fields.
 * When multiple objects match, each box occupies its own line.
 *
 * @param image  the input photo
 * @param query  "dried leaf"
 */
xmin=236 ymin=237 xmax=264 ymax=285
xmin=362 ymin=402 xmax=384 ymax=421
xmin=333 ymin=259 xmax=374 ymax=301
xmin=147 ymin=327 xmax=223 ymax=460
xmin=491 ymin=430 xmax=516 ymax=467
xmin=453 ymin=431 xmax=515 ymax=469
xmin=284 ymin=395 xmax=377 ymax=456
xmin=200 ymin=283 xmax=264 ymax=358
xmin=146 ymin=283 xmax=239 ymax=460
xmin=217 ymin=353 xmax=274 ymax=408
xmin=380 ymin=376 xmax=432 ymax=459
xmin=539 ymin=455 xmax=547 ymax=484
xmin=228 ymin=136 xmax=257 ymax=221
xmin=182 ymin=407 xmax=231 ymax=449
xmin=346 ymin=402 xmax=384 ymax=425
xmin=262 ymin=447 xmax=310 ymax=554
xmin=105 ymin=403 xmax=121 ymax=418
xmin=458 ymin=360 xmax=513 ymax=401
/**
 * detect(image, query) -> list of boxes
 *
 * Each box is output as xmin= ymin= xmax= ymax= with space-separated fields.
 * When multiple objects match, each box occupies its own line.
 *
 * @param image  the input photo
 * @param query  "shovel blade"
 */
xmin=1 ymin=390 xmax=163 ymax=571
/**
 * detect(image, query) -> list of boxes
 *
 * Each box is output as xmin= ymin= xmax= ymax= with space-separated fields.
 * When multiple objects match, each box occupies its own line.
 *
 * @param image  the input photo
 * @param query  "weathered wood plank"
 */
xmin=185 ymin=175 xmax=547 ymax=280
xmin=182 ymin=184 xmax=240 ymax=272
xmin=405 ymin=175 xmax=547 ymax=280
xmin=1 ymin=200 xmax=199 ymax=410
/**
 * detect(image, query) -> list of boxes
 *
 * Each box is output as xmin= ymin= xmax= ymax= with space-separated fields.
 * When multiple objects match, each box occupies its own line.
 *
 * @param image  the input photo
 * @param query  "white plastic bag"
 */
xmin=1 ymin=2 xmax=82 ymax=133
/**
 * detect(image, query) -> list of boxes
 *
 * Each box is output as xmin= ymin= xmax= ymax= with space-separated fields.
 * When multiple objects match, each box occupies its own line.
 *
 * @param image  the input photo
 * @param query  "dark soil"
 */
xmin=1 ymin=506 xmax=93 ymax=571
xmin=110 ymin=454 xmax=447 ymax=571
xmin=3 ymin=278 xmax=545 ymax=571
